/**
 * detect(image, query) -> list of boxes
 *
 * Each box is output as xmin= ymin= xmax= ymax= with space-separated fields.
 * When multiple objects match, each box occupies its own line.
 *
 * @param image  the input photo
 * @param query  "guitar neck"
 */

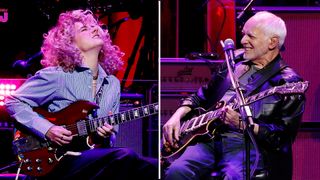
xmin=68 ymin=103 xmax=158 ymax=136
xmin=180 ymin=81 xmax=308 ymax=133
xmin=180 ymin=88 xmax=275 ymax=133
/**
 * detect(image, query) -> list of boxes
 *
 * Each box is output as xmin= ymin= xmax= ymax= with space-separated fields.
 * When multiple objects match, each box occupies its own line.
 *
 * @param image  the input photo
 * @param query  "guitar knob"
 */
xmin=24 ymin=159 xmax=31 ymax=164
xmin=36 ymin=167 xmax=42 ymax=172
xmin=27 ymin=166 xmax=33 ymax=171
xmin=36 ymin=159 xmax=42 ymax=163
xmin=48 ymin=158 xmax=54 ymax=164
xmin=164 ymin=147 xmax=171 ymax=153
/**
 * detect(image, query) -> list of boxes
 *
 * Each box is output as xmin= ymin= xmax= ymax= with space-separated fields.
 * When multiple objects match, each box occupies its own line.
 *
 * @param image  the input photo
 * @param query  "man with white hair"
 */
xmin=162 ymin=11 xmax=306 ymax=179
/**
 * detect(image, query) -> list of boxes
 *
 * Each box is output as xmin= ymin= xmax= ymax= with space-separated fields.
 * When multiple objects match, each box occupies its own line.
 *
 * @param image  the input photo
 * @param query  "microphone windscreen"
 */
xmin=224 ymin=38 xmax=235 ymax=50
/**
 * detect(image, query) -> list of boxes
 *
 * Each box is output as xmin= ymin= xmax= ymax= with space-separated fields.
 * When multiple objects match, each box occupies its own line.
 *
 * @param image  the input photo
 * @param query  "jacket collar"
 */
xmin=241 ymin=54 xmax=288 ymax=95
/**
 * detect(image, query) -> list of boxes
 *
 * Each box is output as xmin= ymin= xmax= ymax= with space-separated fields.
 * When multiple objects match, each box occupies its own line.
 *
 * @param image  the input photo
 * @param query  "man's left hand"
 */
xmin=221 ymin=106 xmax=242 ymax=129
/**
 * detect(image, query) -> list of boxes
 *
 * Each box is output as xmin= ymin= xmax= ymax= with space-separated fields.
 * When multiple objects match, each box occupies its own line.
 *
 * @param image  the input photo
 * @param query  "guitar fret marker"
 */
xmin=199 ymin=113 xmax=209 ymax=126
xmin=94 ymin=120 xmax=98 ymax=129
xmin=186 ymin=119 xmax=194 ymax=131
xmin=193 ymin=115 xmax=202 ymax=128
xmin=121 ymin=113 xmax=125 ymax=122
xmin=133 ymin=109 xmax=139 ymax=117
xmin=144 ymin=107 xmax=149 ymax=114
xmin=110 ymin=116 xmax=114 ymax=124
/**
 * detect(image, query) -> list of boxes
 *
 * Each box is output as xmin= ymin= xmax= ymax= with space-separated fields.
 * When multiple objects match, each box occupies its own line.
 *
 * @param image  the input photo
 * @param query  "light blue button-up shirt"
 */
xmin=5 ymin=65 xmax=120 ymax=139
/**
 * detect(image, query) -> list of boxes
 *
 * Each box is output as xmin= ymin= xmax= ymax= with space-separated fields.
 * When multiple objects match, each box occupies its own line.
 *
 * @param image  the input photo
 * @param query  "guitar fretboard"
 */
xmin=73 ymin=103 xmax=158 ymax=136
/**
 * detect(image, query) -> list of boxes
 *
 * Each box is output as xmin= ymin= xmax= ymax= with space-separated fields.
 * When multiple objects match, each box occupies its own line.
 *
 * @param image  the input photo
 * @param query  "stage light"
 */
xmin=0 ymin=79 xmax=26 ymax=106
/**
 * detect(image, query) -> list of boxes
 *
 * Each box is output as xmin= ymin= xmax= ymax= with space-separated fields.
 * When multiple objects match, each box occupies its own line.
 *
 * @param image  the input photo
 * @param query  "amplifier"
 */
xmin=116 ymin=93 xmax=145 ymax=156
xmin=160 ymin=93 xmax=191 ymax=126
xmin=161 ymin=58 xmax=223 ymax=92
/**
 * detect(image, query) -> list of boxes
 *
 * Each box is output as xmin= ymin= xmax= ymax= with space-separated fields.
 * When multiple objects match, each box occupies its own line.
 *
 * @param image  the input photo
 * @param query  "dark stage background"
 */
xmin=161 ymin=1 xmax=320 ymax=179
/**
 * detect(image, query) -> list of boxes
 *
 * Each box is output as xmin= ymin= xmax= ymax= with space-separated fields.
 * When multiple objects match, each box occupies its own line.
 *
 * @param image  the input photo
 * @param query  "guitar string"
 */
xmin=181 ymin=82 xmax=305 ymax=133
xmin=62 ymin=104 xmax=158 ymax=134
xmin=181 ymin=88 xmax=275 ymax=132
xmin=63 ymin=111 xmax=159 ymax=133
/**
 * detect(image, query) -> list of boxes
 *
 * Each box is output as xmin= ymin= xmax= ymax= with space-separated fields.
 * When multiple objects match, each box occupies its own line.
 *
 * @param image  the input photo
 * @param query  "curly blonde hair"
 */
xmin=40 ymin=9 xmax=124 ymax=74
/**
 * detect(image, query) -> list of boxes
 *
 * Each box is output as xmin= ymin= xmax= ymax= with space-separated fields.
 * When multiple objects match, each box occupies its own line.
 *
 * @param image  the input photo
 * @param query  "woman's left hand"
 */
xmin=97 ymin=123 xmax=115 ymax=138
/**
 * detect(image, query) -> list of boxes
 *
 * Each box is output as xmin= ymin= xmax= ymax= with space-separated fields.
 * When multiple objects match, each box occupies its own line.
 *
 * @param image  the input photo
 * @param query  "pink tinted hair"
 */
xmin=40 ymin=9 xmax=124 ymax=74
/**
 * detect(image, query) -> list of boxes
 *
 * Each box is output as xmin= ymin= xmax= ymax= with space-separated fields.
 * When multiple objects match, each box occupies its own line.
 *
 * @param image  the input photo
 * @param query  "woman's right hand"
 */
xmin=45 ymin=125 xmax=73 ymax=146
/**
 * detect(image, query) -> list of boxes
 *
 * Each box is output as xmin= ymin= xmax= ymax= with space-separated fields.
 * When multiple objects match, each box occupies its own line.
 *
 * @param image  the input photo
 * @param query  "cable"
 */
xmin=247 ymin=127 xmax=260 ymax=178
xmin=15 ymin=162 xmax=23 ymax=180
xmin=213 ymin=0 xmax=227 ymax=51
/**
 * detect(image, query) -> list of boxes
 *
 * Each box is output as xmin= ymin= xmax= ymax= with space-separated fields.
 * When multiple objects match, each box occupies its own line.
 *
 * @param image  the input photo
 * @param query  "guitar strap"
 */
xmin=92 ymin=78 xmax=108 ymax=118
xmin=240 ymin=57 xmax=288 ymax=97
xmin=244 ymin=66 xmax=287 ymax=97
xmin=91 ymin=77 xmax=113 ymax=147
xmin=228 ymin=59 xmax=287 ymax=105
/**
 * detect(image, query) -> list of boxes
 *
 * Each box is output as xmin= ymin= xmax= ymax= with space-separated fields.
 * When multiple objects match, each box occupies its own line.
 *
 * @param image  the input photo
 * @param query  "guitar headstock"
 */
xmin=275 ymin=81 xmax=309 ymax=94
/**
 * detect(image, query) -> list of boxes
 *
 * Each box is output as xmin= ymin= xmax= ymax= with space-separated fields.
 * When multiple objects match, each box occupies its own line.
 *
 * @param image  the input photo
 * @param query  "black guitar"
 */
xmin=161 ymin=81 xmax=309 ymax=163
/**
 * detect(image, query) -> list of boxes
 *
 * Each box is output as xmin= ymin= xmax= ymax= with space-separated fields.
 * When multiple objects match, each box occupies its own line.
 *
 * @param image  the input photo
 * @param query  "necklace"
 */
xmin=93 ymin=70 xmax=99 ymax=80
xmin=92 ymin=79 xmax=97 ymax=97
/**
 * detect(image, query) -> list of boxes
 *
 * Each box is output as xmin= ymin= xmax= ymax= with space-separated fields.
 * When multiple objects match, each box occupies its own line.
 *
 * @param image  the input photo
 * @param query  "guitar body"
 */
xmin=161 ymin=108 xmax=222 ymax=164
xmin=13 ymin=100 xmax=98 ymax=177
xmin=18 ymin=147 xmax=58 ymax=177
xmin=33 ymin=100 xmax=98 ymax=128
xmin=13 ymin=100 xmax=159 ymax=177
xmin=161 ymin=81 xmax=309 ymax=164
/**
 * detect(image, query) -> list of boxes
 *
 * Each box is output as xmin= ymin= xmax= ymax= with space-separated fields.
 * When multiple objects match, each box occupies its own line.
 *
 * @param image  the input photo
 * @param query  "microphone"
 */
xmin=12 ymin=51 xmax=43 ymax=68
xmin=102 ymin=17 xmax=129 ymax=30
xmin=223 ymin=38 xmax=236 ymax=62
xmin=12 ymin=60 xmax=28 ymax=68
xmin=185 ymin=52 xmax=219 ymax=60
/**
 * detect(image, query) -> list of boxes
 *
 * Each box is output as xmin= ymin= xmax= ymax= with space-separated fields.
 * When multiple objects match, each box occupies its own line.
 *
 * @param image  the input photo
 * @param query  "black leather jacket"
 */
xmin=180 ymin=55 xmax=307 ymax=179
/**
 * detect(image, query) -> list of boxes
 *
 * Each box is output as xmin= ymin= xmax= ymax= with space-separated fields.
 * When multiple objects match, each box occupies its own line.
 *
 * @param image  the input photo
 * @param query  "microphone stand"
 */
xmin=12 ymin=51 xmax=43 ymax=68
xmin=236 ymin=0 xmax=255 ymax=20
xmin=220 ymin=40 xmax=254 ymax=180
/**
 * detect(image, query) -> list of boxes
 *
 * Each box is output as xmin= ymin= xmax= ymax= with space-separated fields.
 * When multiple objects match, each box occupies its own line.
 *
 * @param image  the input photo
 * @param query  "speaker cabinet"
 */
xmin=0 ymin=128 xmax=15 ymax=169
xmin=115 ymin=93 xmax=144 ymax=156
xmin=160 ymin=93 xmax=189 ymax=126
xmin=161 ymin=58 xmax=222 ymax=92
xmin=293 ymin=126 xmax=320 ymax=180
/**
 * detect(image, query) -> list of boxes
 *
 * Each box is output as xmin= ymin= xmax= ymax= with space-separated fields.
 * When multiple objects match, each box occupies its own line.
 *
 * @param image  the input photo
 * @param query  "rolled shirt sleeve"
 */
xmin=5 ymin=68 xmax=62 ymax=138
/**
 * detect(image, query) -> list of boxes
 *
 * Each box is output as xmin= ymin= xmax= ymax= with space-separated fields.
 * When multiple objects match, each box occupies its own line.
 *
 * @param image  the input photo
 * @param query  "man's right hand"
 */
xmin=162 ymin=106 xmax=191 ymax=147
xmin=45 ymin=125 xmax=73 ymax=146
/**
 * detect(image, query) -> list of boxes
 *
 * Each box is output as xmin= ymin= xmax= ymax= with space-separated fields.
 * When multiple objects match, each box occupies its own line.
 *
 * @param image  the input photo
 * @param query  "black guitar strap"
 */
xmin=92 ymin=78 xmax=108 ymax=118
xmin=244 ymin=65 xmax=287 ymax=97
xmin=91 ymin=77 xmax=112 ymax=147
xmin=227 ymin=59 xmax=287 ymax=105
